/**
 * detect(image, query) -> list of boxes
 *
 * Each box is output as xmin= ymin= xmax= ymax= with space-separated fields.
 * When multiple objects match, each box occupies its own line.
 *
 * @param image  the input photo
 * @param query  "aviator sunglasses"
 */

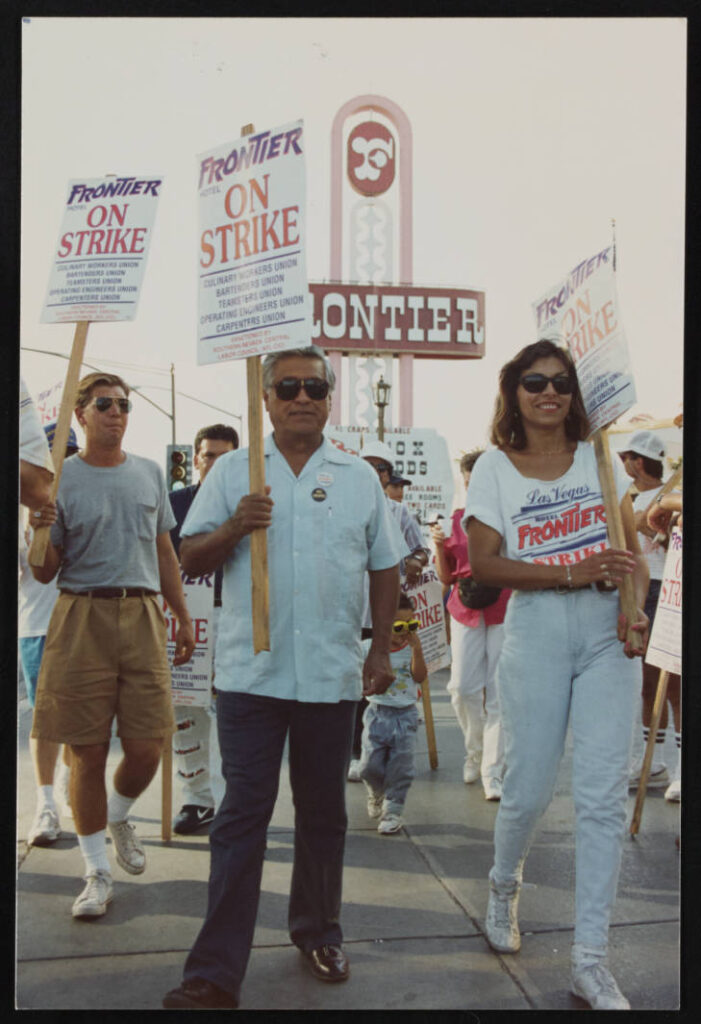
xmin=519 ymin=373 xmax=574 ymax=395
xmin=91 ymin=396 xmax=132 ymax=413
xmin=392 ymin=618 xmax=420 ymax=635
xmin=273 ymin=377 xmax=330 ymax=401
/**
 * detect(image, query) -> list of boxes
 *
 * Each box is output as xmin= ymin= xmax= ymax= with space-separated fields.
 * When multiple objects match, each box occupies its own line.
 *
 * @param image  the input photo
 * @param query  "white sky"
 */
xmin=20 ymin=17 xmax=686 ymax=503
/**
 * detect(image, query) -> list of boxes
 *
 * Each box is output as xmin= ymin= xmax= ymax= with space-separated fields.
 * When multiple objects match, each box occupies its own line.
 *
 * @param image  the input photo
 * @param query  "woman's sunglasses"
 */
xmin=392 ymin=618 xmax=420 ymax=634
xmin=519 ymin=373 xmax=574 ymax=395
xmin=91 ymin=397 xmax=132 ymax=413
xmin=273 ymin=377 xmax=330 ymax=401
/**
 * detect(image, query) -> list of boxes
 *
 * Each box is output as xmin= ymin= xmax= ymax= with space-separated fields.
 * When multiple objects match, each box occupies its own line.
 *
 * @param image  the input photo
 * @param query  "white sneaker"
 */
xmin=485 ymin=878 xmax=521 ymax=952
xmin=483 ymin=777 xmax=502 ymax=801
xmin=378 ymin=813 xmax=403 ymax=834
xmin=366 ymin=791 xmax=384 ymax=819
xmin=347 ymin=759 xmax=363 ymax=782
xmin=628 ymin=758 xmax=669 ymax=789
xmin=28 ymin=806 xmax=61 ymax=847
xmin=665 ymin=763 xmax=681 ymax=803
xmin=571 ymin=955 xmax=630 ymax=1010
xmin=463 ymin=754 xmax=482 ymax=784
xmin=108 ymin=819 xmax=146 ymax=874
xmin=72 ymin=870 xmax=113 ymax=919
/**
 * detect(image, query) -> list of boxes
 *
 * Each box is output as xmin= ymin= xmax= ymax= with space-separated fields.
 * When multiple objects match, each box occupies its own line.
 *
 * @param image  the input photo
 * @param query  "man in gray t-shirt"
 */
xmin=29 ymin=371 xmax=195 ymax=921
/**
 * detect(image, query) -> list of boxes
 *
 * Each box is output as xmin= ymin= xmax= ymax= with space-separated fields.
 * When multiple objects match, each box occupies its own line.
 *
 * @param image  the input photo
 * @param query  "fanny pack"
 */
xmin=456 ymin=576 xmax=502 ymax=610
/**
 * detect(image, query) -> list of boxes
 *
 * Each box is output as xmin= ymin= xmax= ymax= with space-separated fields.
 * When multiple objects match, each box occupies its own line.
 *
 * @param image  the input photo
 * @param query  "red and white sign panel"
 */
xmin=166 ymin=573 xmax=215 ymax=707
xmin=532 ymin=246 xmax=636 ymax=433
xmin=311 ymin=283 xmax=485 ymax=357
xmin=347 ymin=121 xmax=396 ymax=197
xmin=197 ymin=119 xmax=311 ymax=364
xmin=403 ymin=566 xmax=450 ymax=674
xmin=646 ymin=526 xmax=682 ymax=675
xmin=41 ymin=175 xmax=162 ymax=323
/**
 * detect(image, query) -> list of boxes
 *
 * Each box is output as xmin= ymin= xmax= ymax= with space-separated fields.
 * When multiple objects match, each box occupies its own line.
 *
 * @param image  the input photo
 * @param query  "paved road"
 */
xmin=16 ymin=668 xmax=681 ymax=1010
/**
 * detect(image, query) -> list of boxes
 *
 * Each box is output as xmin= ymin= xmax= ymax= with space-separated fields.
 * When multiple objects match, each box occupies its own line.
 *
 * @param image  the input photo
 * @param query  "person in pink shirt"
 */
xmin=430 ymin=450 xmax=510 ymax=800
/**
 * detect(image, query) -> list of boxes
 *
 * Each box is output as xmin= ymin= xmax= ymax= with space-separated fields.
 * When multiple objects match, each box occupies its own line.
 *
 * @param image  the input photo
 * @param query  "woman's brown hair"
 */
xmin=489 ymin=339 xmax=590 ymax=450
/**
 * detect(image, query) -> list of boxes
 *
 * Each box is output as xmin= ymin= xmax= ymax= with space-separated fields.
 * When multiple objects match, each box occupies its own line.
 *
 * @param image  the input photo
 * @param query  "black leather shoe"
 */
xmin=173 ymin=804 xmax=215 ymax=835
xmin=302 ymin=944 xmax=350 ymax=983
xmin=162 ymin=977 xmax=238 ymax=1009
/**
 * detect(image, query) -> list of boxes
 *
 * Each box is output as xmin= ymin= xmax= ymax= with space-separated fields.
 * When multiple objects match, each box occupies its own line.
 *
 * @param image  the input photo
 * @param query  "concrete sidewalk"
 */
xmin=15 ymin=669 xmax=681 ymax=1011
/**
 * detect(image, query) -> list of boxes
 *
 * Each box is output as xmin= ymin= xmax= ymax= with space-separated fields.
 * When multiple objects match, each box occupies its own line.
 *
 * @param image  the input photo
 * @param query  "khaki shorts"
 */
xmin=31 ymin=592 xmax=175 ymax=745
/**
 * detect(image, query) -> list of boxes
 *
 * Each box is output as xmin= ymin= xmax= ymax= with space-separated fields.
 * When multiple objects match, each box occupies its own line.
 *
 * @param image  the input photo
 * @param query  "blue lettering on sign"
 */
xmin=198 ymin=127 xmax=304 ymax=189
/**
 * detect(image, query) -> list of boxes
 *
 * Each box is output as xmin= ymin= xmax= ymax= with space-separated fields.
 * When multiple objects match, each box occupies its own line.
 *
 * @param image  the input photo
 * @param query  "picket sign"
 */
xmin=630 ymin=519 xmax=683 ymax=835
xmin=592 ymin=429 xmax=643 ymax=655
xmin=28 ymin=321 xmax=89 ymax=566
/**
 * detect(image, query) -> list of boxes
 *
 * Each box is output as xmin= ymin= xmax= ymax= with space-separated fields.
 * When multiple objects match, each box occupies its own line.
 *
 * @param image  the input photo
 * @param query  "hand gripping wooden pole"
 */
xmin=421 ymin=676 xmax=438 ymax=770
xmin=630 ymin=669 xmax=669 ymax=836
xmin=247 ymin=354 xmax=270 ymax=652
xmin=28 ymin=320 xmax=89 ymax=567
xmin=592 ymin=427 xmax=644 ymax=655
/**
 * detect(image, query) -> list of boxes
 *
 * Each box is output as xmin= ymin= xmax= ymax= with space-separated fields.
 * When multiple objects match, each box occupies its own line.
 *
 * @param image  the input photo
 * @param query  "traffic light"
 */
xmin=166 ymin=444 xmax=193 ymax=491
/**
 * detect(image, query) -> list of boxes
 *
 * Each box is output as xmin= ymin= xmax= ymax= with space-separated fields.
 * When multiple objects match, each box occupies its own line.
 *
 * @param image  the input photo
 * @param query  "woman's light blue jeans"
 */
xmin=492 ymin=587 xmax=641 ymax=950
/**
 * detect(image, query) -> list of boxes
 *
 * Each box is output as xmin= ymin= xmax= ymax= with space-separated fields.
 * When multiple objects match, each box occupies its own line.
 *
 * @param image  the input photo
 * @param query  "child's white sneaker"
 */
xmin=378 ymin=813 xmax=403 ymax=834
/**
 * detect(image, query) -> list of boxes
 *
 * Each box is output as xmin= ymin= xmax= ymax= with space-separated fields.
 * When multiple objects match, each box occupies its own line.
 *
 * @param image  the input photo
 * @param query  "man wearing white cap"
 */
xmin=619 ymin=431 xmax=681 ymax=799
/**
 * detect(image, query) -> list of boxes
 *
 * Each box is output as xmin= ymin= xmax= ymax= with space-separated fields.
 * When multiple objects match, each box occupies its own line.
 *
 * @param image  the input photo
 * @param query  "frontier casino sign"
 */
xmin=309 ymin=282 xmax=485 ymax=358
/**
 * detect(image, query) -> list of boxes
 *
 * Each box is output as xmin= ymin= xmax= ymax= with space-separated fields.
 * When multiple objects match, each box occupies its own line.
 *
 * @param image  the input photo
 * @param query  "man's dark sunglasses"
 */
xmin=372 ymin=462 xmax=393 ymax=475
xmin=92 ymin=396 xmax=132 ymax=413
xmin=273 ymin=377 xmax=330 ymax=401
xmin=519 ymin=373 xmax=574 ymax=395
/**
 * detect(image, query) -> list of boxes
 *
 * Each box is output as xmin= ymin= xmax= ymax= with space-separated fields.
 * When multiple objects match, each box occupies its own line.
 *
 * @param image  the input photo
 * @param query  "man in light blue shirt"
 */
xmin=163 ymin=345 xmax=400 ymax=1010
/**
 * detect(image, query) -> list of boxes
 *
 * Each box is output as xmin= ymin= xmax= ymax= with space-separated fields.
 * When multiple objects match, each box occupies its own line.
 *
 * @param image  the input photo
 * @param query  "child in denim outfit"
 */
xmin=359 ymin=594 xmax=427 ymax=834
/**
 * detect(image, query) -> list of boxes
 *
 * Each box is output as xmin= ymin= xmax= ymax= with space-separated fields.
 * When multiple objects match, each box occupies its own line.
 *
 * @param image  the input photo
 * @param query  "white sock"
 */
xmin=38 ymin=785 xmax=56 ymax=810
xmin=107 ymin=790 xmax=136 ymax=824
xmin=77 ymin=829 xmax=111 ymax=874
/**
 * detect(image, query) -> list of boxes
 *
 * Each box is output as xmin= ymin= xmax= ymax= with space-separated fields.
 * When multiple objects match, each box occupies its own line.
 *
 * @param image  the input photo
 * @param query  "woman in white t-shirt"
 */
xmin=464 ymin=340 xmax=649 ymax=1011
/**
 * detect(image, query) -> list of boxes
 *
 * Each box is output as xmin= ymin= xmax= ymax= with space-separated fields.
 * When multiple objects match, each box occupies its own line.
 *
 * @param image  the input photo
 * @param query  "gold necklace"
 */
xmin=524 ymin=447 xmax=571 ymax=456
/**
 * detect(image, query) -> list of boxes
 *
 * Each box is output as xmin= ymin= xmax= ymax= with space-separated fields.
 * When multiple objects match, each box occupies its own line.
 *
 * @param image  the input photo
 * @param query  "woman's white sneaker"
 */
xmin=571 ymin=957 xmax=630 ymax=1010
xmin=485 ymin=878 xmax=521 ymax=952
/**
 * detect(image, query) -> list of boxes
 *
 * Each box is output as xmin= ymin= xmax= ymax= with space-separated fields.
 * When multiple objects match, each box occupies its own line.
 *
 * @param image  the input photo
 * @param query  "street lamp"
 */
xmin=374 ymin=374 xmax=391 ymax=442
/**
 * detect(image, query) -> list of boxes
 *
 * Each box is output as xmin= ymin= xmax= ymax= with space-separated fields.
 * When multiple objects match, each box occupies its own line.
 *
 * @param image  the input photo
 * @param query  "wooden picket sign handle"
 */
xmin=247 ymin=355 xmax=271 ymax=653
xmin=420 ymin=676 xmax=438 ymax=770
xmin=630 ymin=669 xmax=669 ymax=835
xmin=28 ymin=320 xmax=89 ymax=567
xmin=239 ymin=123 xmax=270 ymax=654
xmin=592 ymin=428 xmax=644 ymax=656
xmin=161 ymin=742 xmax=173 ymax=842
